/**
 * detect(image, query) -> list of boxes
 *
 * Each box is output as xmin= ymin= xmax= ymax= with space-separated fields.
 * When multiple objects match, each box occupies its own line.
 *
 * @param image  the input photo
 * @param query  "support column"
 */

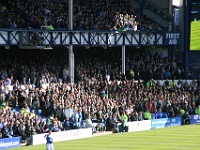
xmin=122 ymin=45 xmax=126 ymax=75
xmin=168 ymin=0 xmax=173 ymax=31
xmin=184 ymin=0 xmax=189 ymax=69
xmin=68 ymin=45 xmax=74 ymax=83
xmin=139 ymin=0 xmax=143 ymax=14
xmin=68 ymin=0 xmax=74 ymax=83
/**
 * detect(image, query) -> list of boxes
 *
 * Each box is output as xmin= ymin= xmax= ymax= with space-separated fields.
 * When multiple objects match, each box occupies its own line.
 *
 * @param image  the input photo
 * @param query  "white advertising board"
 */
xmin=127 ymin=120 xmax=152 ymax=132
xmin=32 ymin=128 xmax=92 ymax=145
xmin=118 ymin=120 xmax=152 ymax=133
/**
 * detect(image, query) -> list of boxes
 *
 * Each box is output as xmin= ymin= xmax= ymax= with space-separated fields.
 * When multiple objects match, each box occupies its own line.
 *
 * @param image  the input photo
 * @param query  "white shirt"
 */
xmin=85 ymin=118 xmax=93 ymax=127
xmin=4 ymin=78 xmax=11 ymax=87
xmin=65 ymin=108 xmax=73 ymax=118
xmin=133 ymin=23 xmax=137 ymax=31
xmin=0 ymin=122 xmax=4 ymax=129
xmin=63 ymin=68 xmax=69 ymax=77
xmin=106 ymin=74 xmax=110 ymax=81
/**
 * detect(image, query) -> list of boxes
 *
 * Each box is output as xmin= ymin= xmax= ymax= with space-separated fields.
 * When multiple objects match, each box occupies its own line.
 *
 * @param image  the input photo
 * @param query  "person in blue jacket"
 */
xmin=44 ymin=130 xmax=54 ymax=150
xmin=154 ymin=109 xmax=168 ymax=119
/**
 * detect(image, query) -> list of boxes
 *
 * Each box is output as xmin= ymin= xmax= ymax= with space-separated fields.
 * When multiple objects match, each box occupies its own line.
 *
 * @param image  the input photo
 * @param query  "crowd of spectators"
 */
xmin=0 ymin=0 xmax=196 ymax=146
xmin=0 ymin=0 xmax=164 ymax=31
xmin=0 ymin=47 xmax=199 ymax=142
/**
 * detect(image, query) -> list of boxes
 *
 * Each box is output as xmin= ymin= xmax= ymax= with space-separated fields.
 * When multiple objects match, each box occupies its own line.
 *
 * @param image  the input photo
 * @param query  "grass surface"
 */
xmin=190 ymin=20 xmax=200 ymax=50
xmin=13 ymin=125 xmax=200 ymax=150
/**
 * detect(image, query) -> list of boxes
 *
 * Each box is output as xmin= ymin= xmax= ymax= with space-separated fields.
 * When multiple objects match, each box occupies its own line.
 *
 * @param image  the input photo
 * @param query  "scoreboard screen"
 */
xmin=190 ymin=0 xmax=200 ymax=50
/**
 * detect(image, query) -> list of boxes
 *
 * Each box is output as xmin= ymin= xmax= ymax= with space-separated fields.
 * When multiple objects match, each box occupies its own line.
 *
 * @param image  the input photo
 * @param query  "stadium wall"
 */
xmin=117 ymin=115 xmax=200 ymax=133
xmin=190 ymin=115 xmax=200 ymax=124
xmin=188 ymin=52 xmax=200 ymax=77
xmin=142 ymin=9 xmax=169 ymax=28
xmin=144 ymin=47 xmax=168 ymax=57
xmin=0 ymin=137 xmax=21 ymax=150
xmin=130 ymin=0 xmax=169 ymax=28
xmin=32 ymin=128 xmax=93 ymax=146
xmin=147 ymin=0 xmax=169 ymax=14
xmin=29 ymin=115 xmax=200 ymax=146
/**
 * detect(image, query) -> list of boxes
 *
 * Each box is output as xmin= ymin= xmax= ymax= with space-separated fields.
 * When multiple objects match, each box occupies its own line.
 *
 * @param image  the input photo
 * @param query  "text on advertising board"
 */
xmin=0 ymin=136 xmax=21 ymax=150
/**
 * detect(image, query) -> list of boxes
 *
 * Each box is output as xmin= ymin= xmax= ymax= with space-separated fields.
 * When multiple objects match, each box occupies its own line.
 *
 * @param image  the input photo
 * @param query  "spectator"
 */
xmin=195 ymin=105 xmax=200 ymax=115
xmin=119 ymin=120 xmax=128 ymax=133
xmin=144 ymin=110 xmax=152 ymax=120
xmin=164 ymin=69 xmax=171 ymax=79
xmin=0 ymin=118 xmax=4 ymax=130
xmin=106 ymin=115 xmax=118 ymax=132
xmin=121 ymin=112 xmax=128 ymax=123
xmin=182 ymin=112 xmax=191 ymax=125
xmin=85 ymin=114 xmax=96 ymax=133
xmin=54 ymin=104 xmax=64 ymax=122
xmin=18 ymin=122 xmax=28 ymax=143
xmin=2 ymin=124 xmax=13 ymax=138
xmin=130 ymin=111 xmax=139 ymax=121
xmin=0 ymin=46 xmax=199 ymax=139
xmin=154 ymin=109 xmax=168 ymax=119
xmin=0 ymin=0 xmax=165 ymax=31
xmin=35 ymin=123 xmax=42 ymax=134
xmin=64 ymin=105 xmax=73 ymax=120
xmin=63 ymin=117 xmax=71 ymax=130
xmin=50 ymin=121 xmax=61 ymax=132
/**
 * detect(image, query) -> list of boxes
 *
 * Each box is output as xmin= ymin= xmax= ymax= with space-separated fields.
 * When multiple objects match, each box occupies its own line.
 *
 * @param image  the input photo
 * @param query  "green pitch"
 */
xmin=14 ymin=125 xmax=200 ymax=150
xmin=190 ymin=20 xmax=200 ymax=50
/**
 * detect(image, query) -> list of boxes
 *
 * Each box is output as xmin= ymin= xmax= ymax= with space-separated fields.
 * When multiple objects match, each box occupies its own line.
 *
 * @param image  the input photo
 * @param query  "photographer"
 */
xmin=182 ymin=112 xmax=191 ymax=125
xmin=25 ymin=125 xmax=36 ymax=145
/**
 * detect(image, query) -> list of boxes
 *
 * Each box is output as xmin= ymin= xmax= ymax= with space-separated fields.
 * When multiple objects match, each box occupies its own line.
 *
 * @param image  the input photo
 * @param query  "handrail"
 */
xmin=0 ymin=28 xmax=168 ymax=33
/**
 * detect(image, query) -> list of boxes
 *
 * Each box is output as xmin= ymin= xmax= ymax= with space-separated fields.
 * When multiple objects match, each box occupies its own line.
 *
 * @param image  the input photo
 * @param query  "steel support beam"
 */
xmin=122 ymin=45 xmax=126 ymax=75
xmin=68 ymin=0 xmax=74 ymax=83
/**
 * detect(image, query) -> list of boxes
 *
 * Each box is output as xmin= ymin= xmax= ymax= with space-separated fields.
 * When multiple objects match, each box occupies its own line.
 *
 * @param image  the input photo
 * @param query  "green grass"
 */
xmin=190 ymin=20 xmax=200 ymax=50
xmin=13 ymin=125 xmax=200 ymax=150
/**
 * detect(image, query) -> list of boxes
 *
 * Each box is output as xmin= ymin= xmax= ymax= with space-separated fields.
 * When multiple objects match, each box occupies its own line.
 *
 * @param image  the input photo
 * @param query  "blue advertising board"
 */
xmin=151 ymin=118 xmax=169 ymax=129
xmin=190 ymin=115 xmax=200 ymax=124
xmin=151 ymin=117 xmax=182 ymax=129
xmin=167 ymin=117 xmax=182 ymax=127
xmin=163 ymin=33 xmax=181 ymax=45
xmin=0 ymin=137 xmax=21 ymax=150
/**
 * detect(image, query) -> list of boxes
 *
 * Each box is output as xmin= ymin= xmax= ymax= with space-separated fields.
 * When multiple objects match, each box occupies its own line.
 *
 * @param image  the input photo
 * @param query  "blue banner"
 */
xmin=0 ymin=137 xmax=21 ymax=150
xmin=167 ymin=117 xmax=182 ymax=127
xmin=163 ymin=33 xmax=181 ymax=45
xmin=151 ymin=118 xmax=169 ymax=129
xmin=190 ymin=115 xmax=200 ymax=124
xmin=151 ymin=117 xmax=182 ymax=129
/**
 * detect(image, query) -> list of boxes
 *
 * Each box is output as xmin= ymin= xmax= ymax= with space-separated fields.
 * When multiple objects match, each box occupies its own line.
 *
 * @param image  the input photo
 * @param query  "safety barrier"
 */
xmin=151 ymin=117 xmax=182 ymax=129
xmin=190 ymin=115 xmax=200 ymax=124
xmin=0 ymin=136 xmax=21 ymax=150
xmin=29 ymin=115 xmax=200 ymax=145
xmin=32 ymin=128 xmax=92 ymax=145
xmin=125 ymin=120 xmax=151 ymax=132
xmin=117 ymin=116 xmax=183 ymax=133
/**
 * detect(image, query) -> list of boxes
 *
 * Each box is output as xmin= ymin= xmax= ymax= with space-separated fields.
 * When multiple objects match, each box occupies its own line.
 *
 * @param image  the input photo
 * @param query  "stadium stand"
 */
xmin=0 ymin=0 xmax=164 ymax=31
xmin=0 ymin=48 xmax=199 ymax=143
xmin=0 ymin=0 xmax=199 ymax=146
